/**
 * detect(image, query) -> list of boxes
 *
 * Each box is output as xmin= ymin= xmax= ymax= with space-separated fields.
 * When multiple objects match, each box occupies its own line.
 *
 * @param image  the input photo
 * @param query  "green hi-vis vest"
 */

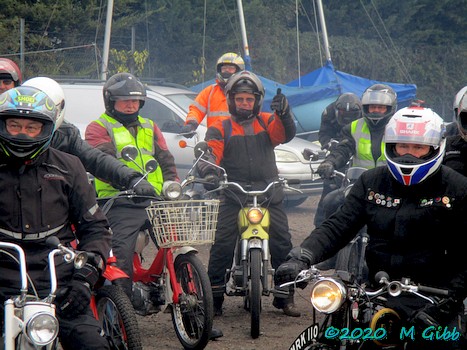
xmin=350 ymin=118 xmax=386 ymax=169
xmin=94 ymin=113 xmax=164 ymax=197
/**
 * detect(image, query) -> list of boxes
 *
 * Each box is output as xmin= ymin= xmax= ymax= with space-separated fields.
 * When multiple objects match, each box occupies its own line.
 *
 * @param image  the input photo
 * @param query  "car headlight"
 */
xmin=310 ymin=278 xmax=346 ymax=314
xmin=274 ymin=149 xmax=300 ymax=162
xmin=247 ymin=208 xmax=263 ymax=224
xmin=162 ymin=181 xmax=183 ymax=200
xmin=26 ymin=312 xmax=59 ymax=346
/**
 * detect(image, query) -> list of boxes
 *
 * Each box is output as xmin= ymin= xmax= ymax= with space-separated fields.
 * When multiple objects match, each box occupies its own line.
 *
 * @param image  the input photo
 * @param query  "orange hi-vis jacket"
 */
xmin=185 ymin=82 xmax=231 ymax=128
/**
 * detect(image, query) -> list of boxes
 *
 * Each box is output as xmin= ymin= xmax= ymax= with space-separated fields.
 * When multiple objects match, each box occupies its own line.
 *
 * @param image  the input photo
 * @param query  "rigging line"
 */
xmin=145 ymin=0 xmax=152 ymax=77
xmin=37 ymin=0 xmax=60 ymax=51
xmin=296 ymin=0 xmax=301 ymax=86
xmin=201 ymin=0 xmax=207 ymax=84
xmin=311 ymin=0 xmax=324 ymax=67
xmin=359 ymin=0 xmax=412 ymax=83
xmin=222 ymin=0 xmax=243 ymax=56
xmin=94 ymin=0 xmax=105 ymax=45
xmin=297 ymin=0 xmax=324 ymax=70
xmin=369 ymin=0 xmax=413 ymax=83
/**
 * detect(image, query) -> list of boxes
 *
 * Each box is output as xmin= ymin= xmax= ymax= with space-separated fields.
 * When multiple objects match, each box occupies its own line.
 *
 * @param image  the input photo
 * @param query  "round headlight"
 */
xmin=247 ymin=208 xmax=263 ymax=224
xmin=162 ymin=181 xmax=183 ymax=200
xmin=26 ymin=312 xmax=59 ymax=346
xmin=310 ymin=278 xmax=346 ymax=314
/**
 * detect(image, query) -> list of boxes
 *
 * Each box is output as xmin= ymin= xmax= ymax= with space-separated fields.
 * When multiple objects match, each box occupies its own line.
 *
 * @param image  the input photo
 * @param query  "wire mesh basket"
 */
xmin=146 ymin=199 xmax=220 ymax=248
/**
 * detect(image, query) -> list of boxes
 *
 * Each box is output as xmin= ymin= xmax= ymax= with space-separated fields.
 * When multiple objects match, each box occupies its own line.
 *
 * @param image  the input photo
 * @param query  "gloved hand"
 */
xmin=203 ymin=172 xmax=220 ymax=191
xmin=180 ymin=124 xmax=196 ymax=138
xmin=410 ymin=297 xmax=460 ymax=330
xmin=317 ymin=161 xmax=335 ymax=179
xmin=55 ymin=262 xmax=100 ymax=319
xmin=270 ymin=88 xmax=290 ymax=118
xmin=128 ymin=177 xmax=156 ymax=196
xmin=275 ymin=247 xmax=313 ymax=289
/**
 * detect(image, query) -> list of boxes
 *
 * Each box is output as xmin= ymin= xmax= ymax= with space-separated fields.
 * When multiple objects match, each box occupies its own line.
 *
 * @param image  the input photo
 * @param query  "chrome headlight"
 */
xmin=247 ymin=208 xmax=263 ymax=224
xmin=162 ymin=181 xmax=183 ymax=200
xmin=26 ymin=312 xmax=59 ymax=346
xmin=310 ymin=278 xmax=346 ymax=314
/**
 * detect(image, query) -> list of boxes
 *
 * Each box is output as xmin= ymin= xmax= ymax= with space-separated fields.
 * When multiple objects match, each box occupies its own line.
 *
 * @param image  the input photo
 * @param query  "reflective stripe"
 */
xmin=0 ymin=223 xmax=66 ymax=240
xmin=351 ymin=119 xmax=386 ymax=169
xmin=88 ymin=203 xmax=99 ymax=216
xmin=192 ymin=100 xmax=207 ymax=114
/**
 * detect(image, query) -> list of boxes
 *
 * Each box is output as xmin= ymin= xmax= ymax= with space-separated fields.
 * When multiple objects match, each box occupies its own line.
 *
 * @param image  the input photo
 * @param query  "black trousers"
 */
xmin=207 ymin=196 xmax=292 ymax=294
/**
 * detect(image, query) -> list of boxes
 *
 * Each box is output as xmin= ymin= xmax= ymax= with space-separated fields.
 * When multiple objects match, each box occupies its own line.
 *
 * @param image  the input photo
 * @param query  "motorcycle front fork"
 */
xmin=225 ymin=238 xmax=275 ymax=296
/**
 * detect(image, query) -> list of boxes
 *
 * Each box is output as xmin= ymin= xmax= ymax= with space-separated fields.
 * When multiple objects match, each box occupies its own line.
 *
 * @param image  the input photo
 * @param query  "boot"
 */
xmin=213 ymin=295 xmax=224 ymax=317
xmin=209 ymin=327 xmax=223 ymax=340
xmin=273 ymin=295 xmax=301 ymax=317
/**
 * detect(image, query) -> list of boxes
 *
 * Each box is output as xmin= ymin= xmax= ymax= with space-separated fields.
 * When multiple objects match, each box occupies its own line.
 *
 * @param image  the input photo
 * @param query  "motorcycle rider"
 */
xmin=444 ymin=91 xmax=467 ymax=175
xmin=85 ymin=72 xmax=178 ymax=298
xmin=276 ymin=106 xmax=467 ymax=349
xmin=445 ymin=85 xmax=467 ymax=137
xmin=316 ymin=84 xmax=397 ymax=181
xmin=314 ymin=92 xmax=362 ymax=227
xmin=0 ymin=58 xmax=21 ymax=93
xmin=0 ymin=86 xmax=112 ymax=350
xmin=197 ymin=70 xmax=300 ymax=317
xmin=180 ymin=52 xmax=245 ymax=136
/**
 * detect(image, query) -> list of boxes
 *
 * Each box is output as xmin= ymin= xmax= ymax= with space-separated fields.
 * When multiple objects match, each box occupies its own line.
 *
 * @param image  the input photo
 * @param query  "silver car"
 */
xmin=60 ymin=81 xmax=322 ymax=207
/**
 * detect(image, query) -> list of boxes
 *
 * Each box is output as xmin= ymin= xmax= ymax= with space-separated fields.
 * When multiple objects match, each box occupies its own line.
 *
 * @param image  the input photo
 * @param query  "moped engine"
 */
xmin=132 ymin=281 xmax=164 ymax=315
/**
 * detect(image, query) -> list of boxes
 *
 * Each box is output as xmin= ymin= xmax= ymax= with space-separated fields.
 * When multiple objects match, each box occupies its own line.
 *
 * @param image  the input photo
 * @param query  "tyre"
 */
xmin=283 ymin=196 xmax=308 ymax=208
xmin=249 ymin=249 xmax=262 ymax=339
xmin=172 ymin=253 xmax=213 ymax=349
xmin=95 ymin=285 xmax=142 ymax=350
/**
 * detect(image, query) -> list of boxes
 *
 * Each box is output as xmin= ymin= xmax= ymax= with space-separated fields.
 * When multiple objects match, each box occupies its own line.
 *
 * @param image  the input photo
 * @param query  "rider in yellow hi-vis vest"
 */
xmin=93 ymin=114 xmax=164 ymax=197
xmin=85 ymin=72 xmax=179 ymax=298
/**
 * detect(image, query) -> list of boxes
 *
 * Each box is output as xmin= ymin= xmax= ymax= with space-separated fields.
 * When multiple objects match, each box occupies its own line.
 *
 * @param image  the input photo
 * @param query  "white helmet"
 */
xmin=384 ymin=106 xmax=446 ymax=186
xmin=453 ymin=86 xmax=467 ymax=120
xmin=22 ymin=77 xmax=66 ymax=130
xmin=456 ymin=92 xmax=467 ymax=141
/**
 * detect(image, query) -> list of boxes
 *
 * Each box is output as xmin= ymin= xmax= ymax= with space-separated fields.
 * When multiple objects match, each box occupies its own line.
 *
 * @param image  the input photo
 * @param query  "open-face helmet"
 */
xmin=335 ymin=92 xmax=362 ymax=126
xmin=362 ymin=84 xmax=397 ymax=130
xmin=225 ymin=70 xmax=264 ymax=121
xmin=103 ymin=72 xmax=146 ymax=113
xmin=384 ymin=106 xmax=445 ymax=186
xmin=0 ymin=58 xmax=22 ymax=86
xmin=22 ymin=77 xmax=66 ymax=129
xmin=216 ymin=52 xmax=245 ymax=88
xmin=456 ymin=92 xmax=467 ymax=141
xmin=453 ymin=86 xmax=467 ymax=121
xmin=0 ymin=86 xmax=58 ymax=160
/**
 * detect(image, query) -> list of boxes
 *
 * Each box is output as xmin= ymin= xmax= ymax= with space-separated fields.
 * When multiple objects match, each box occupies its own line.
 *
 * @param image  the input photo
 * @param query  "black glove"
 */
xmin=180 ymin=124 xmax=196 ymax=138
xmin=317 ymin=161 xmax=335 ymax=179
xmin=275 ymin=247 xmax=313 ymax=289
xmin=128 ymin=177 xmax=156 ymax=196
xmin=56 ymin=263 xmax=100 ymax=319
xmin=270 ymin=88 xmax=290 ymax=118
xmin=203 ymin=172 xmax=220 ymax=191
xmin=410 ymin=298 xmax=461 ymax=330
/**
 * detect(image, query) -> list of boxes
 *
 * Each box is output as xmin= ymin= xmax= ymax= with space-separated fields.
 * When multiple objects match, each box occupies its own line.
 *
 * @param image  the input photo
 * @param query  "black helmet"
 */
xmin=0 ymin=58 xmax=22 ymax=86
xmin=225 ymin=71 xmax=264 ymax=120
xmin=103 ymin=73 xmax=146 ymax=113
xmin=361 ymin=84 xmax=397 ymax=130
xmin=0 ymin=86 xmax=58 ymax=160
xmin=335 ymin=92 xmax=362 ymax=126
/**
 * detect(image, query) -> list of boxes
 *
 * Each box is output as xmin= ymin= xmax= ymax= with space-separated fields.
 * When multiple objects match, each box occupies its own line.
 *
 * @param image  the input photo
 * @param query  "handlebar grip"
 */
xmin=418 ymin=285 xmax=450 ymax=297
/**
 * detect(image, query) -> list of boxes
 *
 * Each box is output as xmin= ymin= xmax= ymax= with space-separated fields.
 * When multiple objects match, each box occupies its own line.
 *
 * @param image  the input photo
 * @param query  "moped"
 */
xmin=0 ymin=237 xmax=87 ymax=350
xmin=193 ymin=141 xmax=303 ymax=339
xmin=100 ymin=145 xmax=217 ymax=350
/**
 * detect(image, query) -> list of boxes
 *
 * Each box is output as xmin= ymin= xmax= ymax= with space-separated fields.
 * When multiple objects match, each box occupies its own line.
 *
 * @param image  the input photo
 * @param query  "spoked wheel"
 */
xmin=172 ymin=253 xmax=213 ymax=349
xmin=249 ymin=249 xmax=262 ymax=339
xmin=95 ymin=285 xmax=142 ymax=350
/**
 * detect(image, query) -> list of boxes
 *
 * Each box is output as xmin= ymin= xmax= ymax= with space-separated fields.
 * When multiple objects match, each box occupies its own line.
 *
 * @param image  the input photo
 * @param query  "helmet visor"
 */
xmin=362 ymin=89 xmax=394 ymax=106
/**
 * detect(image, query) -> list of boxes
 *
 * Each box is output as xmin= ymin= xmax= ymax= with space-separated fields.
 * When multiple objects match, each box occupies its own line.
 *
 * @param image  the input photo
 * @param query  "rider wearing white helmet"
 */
xmin=444 ymin=90 xmax=467 ymax=176
xmin=21 ymin=77 xmax=155 ymax=196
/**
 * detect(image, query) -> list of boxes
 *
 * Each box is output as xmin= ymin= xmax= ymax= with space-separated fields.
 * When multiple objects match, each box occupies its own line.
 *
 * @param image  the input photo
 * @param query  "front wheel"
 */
xmin=250 ymin=249 xmax=262 ymax=339
xmin=172 ymin=253 xmax=213 ymax=349
xmin=95 ymin=285 xmax=142 ymax=350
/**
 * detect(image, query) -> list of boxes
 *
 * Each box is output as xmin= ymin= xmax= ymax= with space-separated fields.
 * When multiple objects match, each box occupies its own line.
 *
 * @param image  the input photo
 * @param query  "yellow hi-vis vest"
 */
xmin=350 ymin=118 xmax=386 ymax=169
xmin=94 ymin=113 xmax=164 ymax=197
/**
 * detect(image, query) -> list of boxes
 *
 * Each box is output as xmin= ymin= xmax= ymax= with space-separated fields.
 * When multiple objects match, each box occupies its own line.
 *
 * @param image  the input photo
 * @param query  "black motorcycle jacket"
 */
xmin=444 ymin=134 xmax=467 ymax=176
xmin=0 ymin=148 xmax=111 ymax=296
xmin=301 ymin=166 xmax=467 ymax=299
xmin=318 ymin=101 xmax=344 ymax=148
xmin=52 ymin=121 xmax=144 ymax=190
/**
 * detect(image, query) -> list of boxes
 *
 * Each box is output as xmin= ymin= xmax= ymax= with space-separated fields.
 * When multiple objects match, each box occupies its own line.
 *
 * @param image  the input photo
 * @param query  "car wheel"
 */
xmin=283 ymin=196 xmax=308 ymax=208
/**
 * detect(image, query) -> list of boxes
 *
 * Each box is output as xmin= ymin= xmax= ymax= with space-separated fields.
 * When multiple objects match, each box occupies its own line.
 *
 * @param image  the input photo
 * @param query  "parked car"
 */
xmin=59 ymin=80 xmax=323 ymax=207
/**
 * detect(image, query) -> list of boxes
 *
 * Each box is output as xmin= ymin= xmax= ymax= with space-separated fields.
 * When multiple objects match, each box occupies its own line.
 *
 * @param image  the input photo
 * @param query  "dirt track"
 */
xmin=137 ymin=194 xmax=320 ymax=350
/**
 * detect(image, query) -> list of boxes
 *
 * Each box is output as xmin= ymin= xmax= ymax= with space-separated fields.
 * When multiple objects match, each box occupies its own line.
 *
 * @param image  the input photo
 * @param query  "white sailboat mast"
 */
xmin=236 ymin=0 xmax=252 ymax=70
xmin=316 ymin=0 xmax=332 ymax=63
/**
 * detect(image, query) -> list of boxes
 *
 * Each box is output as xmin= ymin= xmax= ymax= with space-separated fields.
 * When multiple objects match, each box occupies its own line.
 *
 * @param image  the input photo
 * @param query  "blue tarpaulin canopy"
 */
xmin=190 ymin=61 xmax=417 ymax=136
